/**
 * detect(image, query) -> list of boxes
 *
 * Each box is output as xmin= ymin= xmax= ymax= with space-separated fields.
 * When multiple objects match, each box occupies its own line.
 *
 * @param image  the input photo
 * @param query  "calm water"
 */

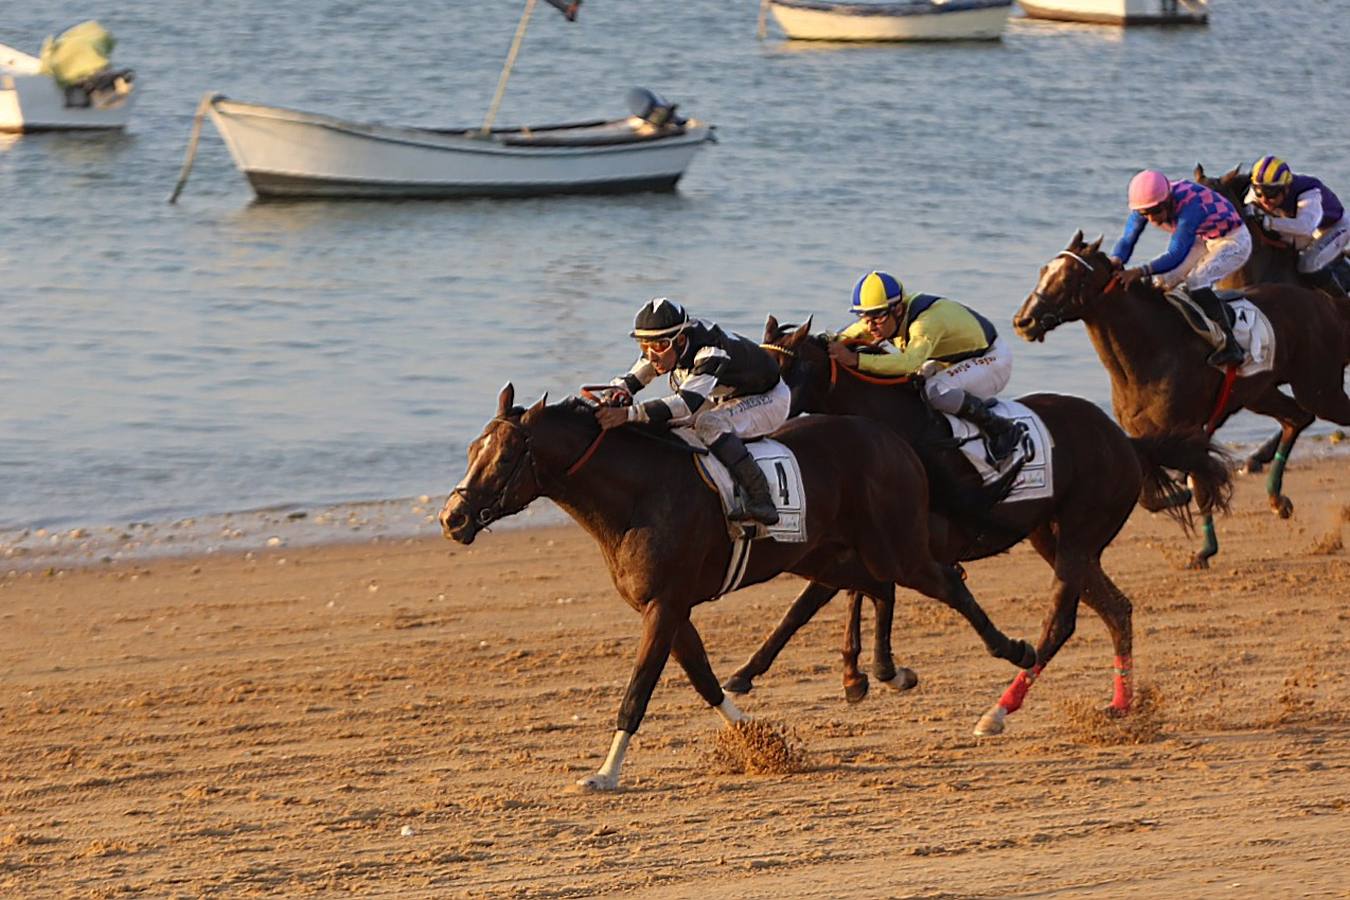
xmin=2 ymin=0 xmax=1348 ymax=536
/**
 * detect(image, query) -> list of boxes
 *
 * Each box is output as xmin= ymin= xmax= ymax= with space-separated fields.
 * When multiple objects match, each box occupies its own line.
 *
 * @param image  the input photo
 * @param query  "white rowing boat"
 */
xmin=1017 ymin=0 xmax=1208 ymax=25
xmin=767 ymin=0 xmax=1013 ymax=41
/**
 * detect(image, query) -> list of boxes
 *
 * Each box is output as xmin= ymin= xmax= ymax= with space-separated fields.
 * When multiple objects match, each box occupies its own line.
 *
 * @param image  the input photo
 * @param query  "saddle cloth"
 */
xmin=941 ymin=399 xmax=1055 ymax=504
xmin=1162 ymin=291 xmax=1277 ymax=377
xmin=676 ymin=429 xmax=809 ymax=544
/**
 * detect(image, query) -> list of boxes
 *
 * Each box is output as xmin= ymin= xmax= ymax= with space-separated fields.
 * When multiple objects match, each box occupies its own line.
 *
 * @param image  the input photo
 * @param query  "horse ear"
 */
xmin=764 ymin=313 xmax=780 ymax=341
xmin=526 ymin=392 xmax=548 ymax=416
xmin=1193 ymin=162 xmax=1206 ymax=180
xmin=789 ymin=316 xmax=813 ymax=347
xmin=1068 ymin=229 xmax=1084 ymax=250
xmin=1223 ymin=163 xmax=1241 ymax=182
xmin=497 ymin=383 xmax=515 ymax=417
xmin=1086 ymin=235 xmax=1103 ymax=255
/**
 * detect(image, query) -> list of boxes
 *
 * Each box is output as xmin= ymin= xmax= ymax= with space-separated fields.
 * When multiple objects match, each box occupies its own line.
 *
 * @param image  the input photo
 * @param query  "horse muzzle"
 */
xmin=1012 ymin=298 xmax=1051 ymax=343
xmin=438 ymin=495 xmax=478 ymax=545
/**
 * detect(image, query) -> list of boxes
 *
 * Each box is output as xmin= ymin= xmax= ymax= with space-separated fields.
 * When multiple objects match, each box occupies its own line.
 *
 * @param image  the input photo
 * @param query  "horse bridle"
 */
xmin=1028 ymin=250 xmax=1099 ymax=330
xmin=451 ymin=415 xmax=543 ymax=528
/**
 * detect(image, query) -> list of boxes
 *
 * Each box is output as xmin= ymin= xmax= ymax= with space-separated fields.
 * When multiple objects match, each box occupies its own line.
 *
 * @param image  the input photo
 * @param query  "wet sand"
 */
xmin=2 ymin=459 xmax=1347 ymax=897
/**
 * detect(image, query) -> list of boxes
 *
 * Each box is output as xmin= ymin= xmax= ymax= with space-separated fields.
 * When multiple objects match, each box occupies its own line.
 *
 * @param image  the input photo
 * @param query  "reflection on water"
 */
xmin=0 ymin=0 xmax=1346 ymax=533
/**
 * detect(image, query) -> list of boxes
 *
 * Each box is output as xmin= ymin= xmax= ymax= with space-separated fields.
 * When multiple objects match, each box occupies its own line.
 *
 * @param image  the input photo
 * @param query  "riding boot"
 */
xmin=1191 ymin=287 xmax=1244 ymax=367
xmin=955 ymin=392 xmax=1023 ymax=464
xmin=1331 ymin=257 xmax=1350 ymax=293
xmin=1304 ymin=267 xmax=1347 ymax=299
xmin=710 ymin=433 xmax=779 ymax=526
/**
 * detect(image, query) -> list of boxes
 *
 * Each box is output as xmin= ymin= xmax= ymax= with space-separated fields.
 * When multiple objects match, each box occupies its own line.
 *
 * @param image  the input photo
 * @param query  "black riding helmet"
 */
xmin=630 ymin=297 xmax=689 ymax=340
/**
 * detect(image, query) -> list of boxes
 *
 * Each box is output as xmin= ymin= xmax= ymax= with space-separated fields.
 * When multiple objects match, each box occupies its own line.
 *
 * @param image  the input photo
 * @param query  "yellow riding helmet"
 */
xmin=850 ymin=271 xmax=904 ymax=316
xmin=1251 ymin=155 xmax=1293 ymax=190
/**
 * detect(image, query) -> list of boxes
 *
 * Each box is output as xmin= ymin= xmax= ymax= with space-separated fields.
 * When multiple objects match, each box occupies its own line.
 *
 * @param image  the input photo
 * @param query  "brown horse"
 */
xmin=1196 ymin=162 xmax=1338 ymax=475
xmin=1014 ymin=231 xmax=1350 ymax=567
xmin=726 ymin=318 xmax=1230 ymax=735
xmin=439 ymin=384 xmax=1034 ymax=790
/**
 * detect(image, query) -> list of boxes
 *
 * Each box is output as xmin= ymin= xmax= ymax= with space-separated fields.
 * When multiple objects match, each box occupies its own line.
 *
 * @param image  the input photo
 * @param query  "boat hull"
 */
xmin=1017 ymin=0 xmax=1207 ymax=25
xmin=769 ymin=0 xmax=1012 ymax=41
xmin=207 ymin=99 xmax=712 ymax=200
xmin=0 ymin=72 xmax=135 ymax=132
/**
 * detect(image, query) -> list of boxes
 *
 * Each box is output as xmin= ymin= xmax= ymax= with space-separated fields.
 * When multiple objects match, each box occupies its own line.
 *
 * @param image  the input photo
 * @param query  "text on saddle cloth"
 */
xmin=675 ymin=429 xmax=809 ymax=545
xmin=1160 ymin=293 xmax=1276 ymax=377
xmin=942 ymin=399 xmax=1055 ymax=504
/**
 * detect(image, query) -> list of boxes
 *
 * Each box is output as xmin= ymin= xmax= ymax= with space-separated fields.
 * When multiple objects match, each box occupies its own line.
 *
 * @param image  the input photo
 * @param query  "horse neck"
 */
xmin=826 ymin=369 xmax=931 ymax=434
xmin=527 ymin=406 xmax=677 ymax=549
xmin=1080 ymin=281 xmax=1189 ymax=392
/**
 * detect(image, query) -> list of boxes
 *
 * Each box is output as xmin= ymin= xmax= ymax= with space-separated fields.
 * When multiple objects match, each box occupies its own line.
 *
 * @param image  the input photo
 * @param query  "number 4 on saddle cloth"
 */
xmin=941 ymin=400 xmax=1056 ymax=504
xmin=676 ymin=430 xmax=808 ymax=544
xmin=1161 ymin=291 xmax=1278 ymax=377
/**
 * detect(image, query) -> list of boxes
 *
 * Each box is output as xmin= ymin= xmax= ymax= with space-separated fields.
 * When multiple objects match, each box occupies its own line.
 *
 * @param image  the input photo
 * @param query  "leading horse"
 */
xmin=440 ymin=384 xmax=1035 ymax=790
xmin=1014 ymin=231 xmax=1350 ymax=567
xmin=726 ymin=318 xmax=1231 ymax=735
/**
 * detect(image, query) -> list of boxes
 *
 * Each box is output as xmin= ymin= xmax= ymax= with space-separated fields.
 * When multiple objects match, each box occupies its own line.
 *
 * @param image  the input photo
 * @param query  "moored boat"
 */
xmin=0 ymin=23 xmax=135 ymax=133
xmin=195 ymin=90 xmax=714 ymax=200
xmin=1017 ymin=0 xmax=1208 ymax=25
xmin=767 ymin=0 xmax=1013 ymax=41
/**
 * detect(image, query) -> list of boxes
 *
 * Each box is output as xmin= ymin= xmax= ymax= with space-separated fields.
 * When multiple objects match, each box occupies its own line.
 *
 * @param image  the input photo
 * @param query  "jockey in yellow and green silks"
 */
xmin=830 ymin=271 xmax=1024 ymax=463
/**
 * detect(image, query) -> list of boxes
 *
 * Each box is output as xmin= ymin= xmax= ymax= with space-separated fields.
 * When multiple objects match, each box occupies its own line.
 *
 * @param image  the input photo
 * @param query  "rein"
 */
xmin=829 ymin=356 xmax=914 ymax=387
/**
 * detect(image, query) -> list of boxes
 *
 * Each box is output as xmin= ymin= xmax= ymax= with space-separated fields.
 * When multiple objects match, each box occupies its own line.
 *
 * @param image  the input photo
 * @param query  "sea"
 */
xmin=2 ymin=0 xmax=1347 ymax=564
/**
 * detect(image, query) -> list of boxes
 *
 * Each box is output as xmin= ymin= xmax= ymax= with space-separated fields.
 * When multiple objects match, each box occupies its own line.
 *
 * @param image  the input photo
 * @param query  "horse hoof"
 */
xmin=974 ymin=706 xmax=1007 ymax=737
xmin=1103 ymin=705 xmax=1129 ymax=719
xmin=879 ymin=668 xmax=919 ymax=692
xmin=722 ymin=674 xmax=753 ymax=696
xmin=1011 ymin=640 xmax=1038 ymax=670
xmin=1241 ymin=459 xmax=1265 ymax=476
xmin=573 ymin=772 xmax=620 ymax=792
xmin=1186 ymin=553 xmax=1211 ymax=571
xmin=873 ymin=661 xmax=898 ymax=683
xmin=844 ymin=675 xmax=869 ymax=704
xmin=1271 ymin=495 xmax=1293 ymax=519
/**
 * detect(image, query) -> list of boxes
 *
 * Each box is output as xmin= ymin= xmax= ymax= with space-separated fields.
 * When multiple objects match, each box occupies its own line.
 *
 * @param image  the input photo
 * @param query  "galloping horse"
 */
xmin=1014 ymin=231 xmax=1350 ymax=567
xmin=726 ymin=318 xmax=1230 ymax=735
xmin=1196 ymin=162 xmax=1338 ymax=475
xmin=440 ymin=384 xmax=1034 ymax=790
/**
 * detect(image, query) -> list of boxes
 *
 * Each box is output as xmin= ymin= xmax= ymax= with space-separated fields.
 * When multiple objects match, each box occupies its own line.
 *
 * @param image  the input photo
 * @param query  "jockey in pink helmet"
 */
xmin=1110 ymin=169 xmax=1252 ymax=367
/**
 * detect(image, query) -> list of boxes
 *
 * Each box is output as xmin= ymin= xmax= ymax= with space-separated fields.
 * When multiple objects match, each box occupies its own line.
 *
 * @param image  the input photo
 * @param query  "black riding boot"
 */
xmin=1304 ymin=267 xmax=1347 ymax=299
xmin=956 ymin=392 xmax=1023 ymax=464
xmin=1191 ymin=287 xmax=1244 ymax=367
xmin=710 ymin=433 xmax=779 ymax=526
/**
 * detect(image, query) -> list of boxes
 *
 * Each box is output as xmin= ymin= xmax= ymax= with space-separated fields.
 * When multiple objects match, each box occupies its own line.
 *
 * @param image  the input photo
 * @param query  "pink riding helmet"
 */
xmin=1127 ymin=170 xmax=1171 ymax=210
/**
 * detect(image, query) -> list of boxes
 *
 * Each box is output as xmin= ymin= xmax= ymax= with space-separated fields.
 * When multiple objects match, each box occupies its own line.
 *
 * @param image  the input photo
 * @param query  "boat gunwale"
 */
xmin=769 ymin=0 xmax=1012 ymax=16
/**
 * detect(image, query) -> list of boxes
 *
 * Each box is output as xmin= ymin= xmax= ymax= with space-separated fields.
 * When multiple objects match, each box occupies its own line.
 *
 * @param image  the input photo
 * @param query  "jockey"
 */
xmin=828 ymin=271 xmax=1024 ymax=464
xmin=1110 ymin=169 xmax=1252 ymax=367
xmin=1244 ymin=155 xmax=1350 ymax=296
xmin=597 ymin=297 xmax=789 ymax=526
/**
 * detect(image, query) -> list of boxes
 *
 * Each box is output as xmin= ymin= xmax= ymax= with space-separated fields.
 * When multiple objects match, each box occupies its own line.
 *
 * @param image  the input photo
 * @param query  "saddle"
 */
xmin=1161 ymin=287 xmax=1244 ymax=345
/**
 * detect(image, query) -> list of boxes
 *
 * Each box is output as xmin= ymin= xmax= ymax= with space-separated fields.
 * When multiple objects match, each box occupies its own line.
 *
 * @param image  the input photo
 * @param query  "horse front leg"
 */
xmin=723 ymin=580 xmax=839 ymax=695
xmin=672 ymin=619 xmax=746 ymax=725
xmin=577 ymin=599 xmax=681 ymax=792
xmin=842 ymin=592 xmax=868 ymax=703
xmin=1245 ymin=389 xmax=1316 ymax=522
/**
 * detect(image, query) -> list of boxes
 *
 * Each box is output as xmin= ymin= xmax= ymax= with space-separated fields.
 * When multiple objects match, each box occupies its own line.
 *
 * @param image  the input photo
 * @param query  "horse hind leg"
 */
xmin=1245 ymin=386 xmax=1316 ymax=522
xmin=1240 ymin=429 xmax=1282 ymax=475
xmin=842 ymin=591 xmax=869 ymax=703
xmin=900 ymin=559 xmax=1036 ymax=670
xmin=723 ymin=580 xmax=839 ymax=695
xmin=869 ymin=587 xmax=918 ymax=692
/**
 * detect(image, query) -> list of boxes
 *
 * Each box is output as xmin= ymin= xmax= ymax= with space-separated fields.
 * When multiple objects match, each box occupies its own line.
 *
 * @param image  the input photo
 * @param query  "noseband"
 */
xmin=451 ymin=416 xmax=542 ymax=528
xmin=1028 ymin=250 xmax=1099 ymax=329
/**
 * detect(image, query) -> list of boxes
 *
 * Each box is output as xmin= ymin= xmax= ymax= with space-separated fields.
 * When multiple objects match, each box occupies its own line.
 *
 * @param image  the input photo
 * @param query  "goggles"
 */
xmin=1253 ymin=183 xmax=1286 ymax=199
xmin=855 ymin=306 xmax=894 ymax=321
xmin=638 ymin=336 xmax=675 ymax=353
xmin=1139 ymin=201 xmax=1169 ymax=218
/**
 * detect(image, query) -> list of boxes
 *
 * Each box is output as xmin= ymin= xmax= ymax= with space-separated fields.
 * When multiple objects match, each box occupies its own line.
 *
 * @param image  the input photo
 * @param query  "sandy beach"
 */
xmin=2 ymin=457 xmax=1347 ymax=897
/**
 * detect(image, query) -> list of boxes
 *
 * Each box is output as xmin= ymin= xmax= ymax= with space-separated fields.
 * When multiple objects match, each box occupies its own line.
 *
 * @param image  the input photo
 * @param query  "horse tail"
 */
xmin=1129 ymin=434 xmax=1234 ymax=533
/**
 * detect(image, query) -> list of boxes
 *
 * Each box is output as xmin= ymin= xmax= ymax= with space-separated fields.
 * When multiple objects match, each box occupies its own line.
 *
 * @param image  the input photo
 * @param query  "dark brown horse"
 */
xmin=1014 ymin=231 xmax=1350 ymax=567
xmin=1195 ymin=162 xmax=1338 ymax=475
xmin=726 ymin=318 xmax=1230 ymax=735
xmin=439 ymin=384 xmax=1034 ymax=790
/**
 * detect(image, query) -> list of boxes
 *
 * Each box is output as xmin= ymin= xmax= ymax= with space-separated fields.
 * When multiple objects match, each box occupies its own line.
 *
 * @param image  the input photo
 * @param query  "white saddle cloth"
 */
xmin=677 ymin=430 xmax=809 ymax=544
xmin=941 ymin=399 xmax=1055 ymax=504
xmin=1228 ymin=299 xmax=1276 ymax=377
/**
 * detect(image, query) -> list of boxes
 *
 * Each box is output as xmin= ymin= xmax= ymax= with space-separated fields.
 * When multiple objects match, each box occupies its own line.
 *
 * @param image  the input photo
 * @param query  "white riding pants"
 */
xmin=1154 ymin=227 xmax=1253 ymax=290
xmin=918 ymin=337 xmax=1013 ymax=414
xmin=690 ymin=379 xmax=791 ymax=445
xmin=1294 ymin=217 xmax=1350 ymax=273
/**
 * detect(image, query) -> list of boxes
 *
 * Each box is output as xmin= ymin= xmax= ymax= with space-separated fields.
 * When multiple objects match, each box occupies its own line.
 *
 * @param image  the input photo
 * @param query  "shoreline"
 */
xmin=4 ymin=435 xmax=1345 ymax=573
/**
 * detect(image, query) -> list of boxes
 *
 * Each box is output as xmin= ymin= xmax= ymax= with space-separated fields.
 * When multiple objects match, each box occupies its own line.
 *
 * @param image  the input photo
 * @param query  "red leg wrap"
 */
xmin=997 ymin=664 xmax=1044 ymax=714
xmin=1111 ymin=655 xmax=1133 ymax=710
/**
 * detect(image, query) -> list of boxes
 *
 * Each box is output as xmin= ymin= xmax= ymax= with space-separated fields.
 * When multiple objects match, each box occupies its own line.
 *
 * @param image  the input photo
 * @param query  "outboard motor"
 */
xmin=626 ymin=87 xmax=684 ymax=128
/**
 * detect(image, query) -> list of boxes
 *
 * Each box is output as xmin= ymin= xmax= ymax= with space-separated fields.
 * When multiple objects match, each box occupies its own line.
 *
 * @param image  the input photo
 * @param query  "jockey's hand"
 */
xmin=1108 ymin=256 xmax=1124 ymax=270
xmin=595 ymin=406 xmax=630 ymax=430
xmin=827 ymin=341 xmax=860 ymax=368
xmin=1118 ymin=267 xmax=1148 ymax=287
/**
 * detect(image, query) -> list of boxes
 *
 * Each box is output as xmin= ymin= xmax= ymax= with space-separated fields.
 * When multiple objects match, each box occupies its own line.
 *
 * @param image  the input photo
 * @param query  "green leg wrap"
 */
xmin=1265 ymin=447 xmax=1290 ymax=499
xmin=1199 ymin=515 xmax=1218 ymax=559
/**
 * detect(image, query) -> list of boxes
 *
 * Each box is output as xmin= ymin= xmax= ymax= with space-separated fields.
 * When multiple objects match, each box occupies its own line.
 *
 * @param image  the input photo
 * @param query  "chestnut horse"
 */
xmin=725 ymin=318 xmax=1230 ymax=735
xmin=440 ymin=384 xmax=1034 ymax=790
xmin=1014 ymin=231 xmax=1350 ymax=567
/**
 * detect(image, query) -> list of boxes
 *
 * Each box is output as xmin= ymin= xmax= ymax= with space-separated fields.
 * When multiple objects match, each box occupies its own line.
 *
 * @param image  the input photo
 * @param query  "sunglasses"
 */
xmin=1140 ymin=202 xmax=1169 ymax=218
xmin=855 ymin=307 xmax=893 ymax=322
xmin=638 ymin=337 xmax=674 ymax=353
xmin=1254 ymin=185 xmax=1286 ymax=199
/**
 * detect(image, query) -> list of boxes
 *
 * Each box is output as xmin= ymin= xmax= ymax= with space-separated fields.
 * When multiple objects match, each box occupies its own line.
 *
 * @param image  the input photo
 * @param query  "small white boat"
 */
xmin=0 ymin=26 xmax=135 ymax=133
xmin=191 ymin=89 xmax=713 ymax=200
xmin=1017 ymin=0 xmax=1208 ymax=25
xmin=767 ymin=0 xmax=1013 ymax=41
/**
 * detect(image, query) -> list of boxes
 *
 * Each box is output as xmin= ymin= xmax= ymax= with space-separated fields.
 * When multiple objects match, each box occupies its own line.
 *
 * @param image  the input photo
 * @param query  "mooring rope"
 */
xmin=167 ymin=92 xmax=221 ymax=204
